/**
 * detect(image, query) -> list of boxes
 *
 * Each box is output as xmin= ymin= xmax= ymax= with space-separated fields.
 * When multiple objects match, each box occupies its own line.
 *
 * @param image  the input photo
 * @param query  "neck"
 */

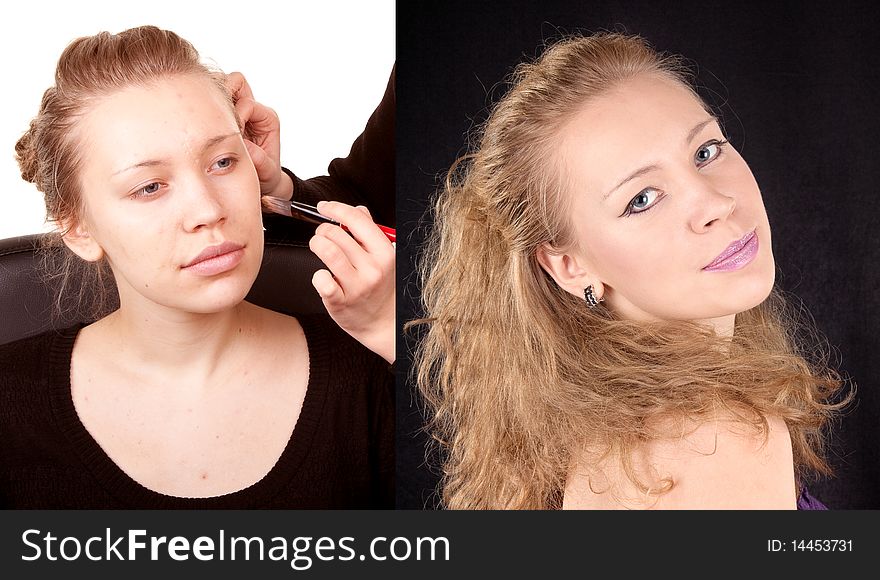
xmin=704 ymin=313 xmax=737 ymax=337
xmin=99 ymin=300 xmax=260 ymax=386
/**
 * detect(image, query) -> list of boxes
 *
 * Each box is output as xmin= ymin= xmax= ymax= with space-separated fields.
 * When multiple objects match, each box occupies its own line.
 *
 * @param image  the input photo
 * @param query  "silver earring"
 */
xmin=584 ymin=285 xmax=604 ymax=308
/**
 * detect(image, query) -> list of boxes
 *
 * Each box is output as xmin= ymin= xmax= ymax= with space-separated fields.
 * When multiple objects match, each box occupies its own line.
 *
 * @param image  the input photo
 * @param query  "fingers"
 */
xmin=234 ymin=95 xmax=256 ymax=138
xmin=311 ymin=269 xmax=344 ymax=304
xmin=308 ymin=204 xmax=396 ymax=365
xmin=225 ymin=71 xmax=255 ymax=102
xmin=309 ymin=232 xmax=359 ymax=289
xmin=244 ymin=139 xmax=281 ymax=179
xmin=316 ymin=201 xmax=392 ymax=251
xmin=308 ymin=202 xmax=395 ymax=301
xmin=312 ymin=264 xmax=396 ymax=364
xmin=226 ymin=72 xmax=281 ymax=164
xmin=225 ymin=71 xmax=286 ymax=199
xmin=243 ymin=139 xmax=268 ymax=167
xmin=235 ymin=97 xmax=281 ymax=151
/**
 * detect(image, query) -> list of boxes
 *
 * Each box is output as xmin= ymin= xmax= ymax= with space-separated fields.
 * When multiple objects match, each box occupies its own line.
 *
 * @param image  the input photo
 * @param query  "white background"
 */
xmin=0 ymin=0 xmax=394 ymax=238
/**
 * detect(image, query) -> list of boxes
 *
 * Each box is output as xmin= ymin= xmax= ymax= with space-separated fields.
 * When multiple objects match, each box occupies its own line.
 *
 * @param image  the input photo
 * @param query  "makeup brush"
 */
xmin=261 ymin=196 xmax=396 ymax=243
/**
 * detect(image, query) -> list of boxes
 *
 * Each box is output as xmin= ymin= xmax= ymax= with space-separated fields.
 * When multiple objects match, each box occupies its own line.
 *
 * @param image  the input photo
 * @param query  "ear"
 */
xmin=536 ymin=243 xmax=604 ymax=301
xmin=61 ymin=222 xmax=105 ymax=262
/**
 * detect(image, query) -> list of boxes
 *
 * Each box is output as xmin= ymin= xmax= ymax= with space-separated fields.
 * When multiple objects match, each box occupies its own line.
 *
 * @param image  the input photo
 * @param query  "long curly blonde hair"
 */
xmin=413 ymin=33 xmax=850 ymax=509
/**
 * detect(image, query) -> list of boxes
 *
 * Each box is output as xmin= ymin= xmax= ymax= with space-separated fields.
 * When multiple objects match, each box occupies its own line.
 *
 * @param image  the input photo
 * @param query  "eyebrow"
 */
xmin=112 ymin=132 xmax=241 ymax=176
xmin=601 ymin=117 xmax=718 ymax=200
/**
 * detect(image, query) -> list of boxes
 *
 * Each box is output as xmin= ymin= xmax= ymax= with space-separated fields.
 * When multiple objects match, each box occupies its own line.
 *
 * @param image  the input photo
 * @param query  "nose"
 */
xmin=688 ymin=184 xmax=736 ymax=234
xmin=181 ymin=175 xmax=226 ymax=232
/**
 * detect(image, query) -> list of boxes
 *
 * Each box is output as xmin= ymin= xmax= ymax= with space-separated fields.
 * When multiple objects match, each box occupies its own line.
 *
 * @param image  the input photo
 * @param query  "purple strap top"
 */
xmin=796 ymin=487 xmax=827 ymax=510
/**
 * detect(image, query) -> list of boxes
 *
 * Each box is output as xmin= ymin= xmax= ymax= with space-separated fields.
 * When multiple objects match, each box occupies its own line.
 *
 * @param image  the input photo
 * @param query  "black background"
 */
xmin=396 ymin=0 xmax=880 ymax=509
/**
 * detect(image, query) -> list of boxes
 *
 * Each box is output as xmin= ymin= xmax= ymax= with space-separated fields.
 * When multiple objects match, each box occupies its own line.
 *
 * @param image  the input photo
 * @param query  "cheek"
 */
xmin=222 ymin=170 xmax=264 ymax=266
xmin=228 ymin=172 xmax=263 ymax=226
xmin=584 ymin=224 xmax=679 ymax=292
xmin=89 ymin=205 xmax=174 ymax=271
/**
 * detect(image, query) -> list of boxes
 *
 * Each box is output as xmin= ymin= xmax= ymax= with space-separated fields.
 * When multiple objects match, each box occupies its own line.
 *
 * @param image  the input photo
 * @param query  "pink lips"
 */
xmin=182 ymin=241 xmax=245 ymax=276
xmin=702 ymin=230 xmax=758 ymax=272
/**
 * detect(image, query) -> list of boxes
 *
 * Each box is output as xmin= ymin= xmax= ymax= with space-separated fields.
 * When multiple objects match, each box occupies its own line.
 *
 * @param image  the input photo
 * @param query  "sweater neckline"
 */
xmin=46 ymin=315 xmax=329 ymax=509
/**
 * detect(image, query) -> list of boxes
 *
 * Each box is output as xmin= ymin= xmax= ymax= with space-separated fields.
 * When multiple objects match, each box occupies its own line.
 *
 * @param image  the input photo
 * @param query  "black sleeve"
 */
xmin=285 ymin=64 xmax=396 ymax=228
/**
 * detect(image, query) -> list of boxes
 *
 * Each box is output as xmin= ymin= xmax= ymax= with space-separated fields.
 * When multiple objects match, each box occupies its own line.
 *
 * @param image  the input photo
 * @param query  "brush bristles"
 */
xmin=260 ymin=195 xmax=292 ymax=217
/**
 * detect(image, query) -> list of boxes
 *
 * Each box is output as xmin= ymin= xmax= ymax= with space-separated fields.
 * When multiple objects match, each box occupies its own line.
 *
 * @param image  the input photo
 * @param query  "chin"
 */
xmin=184 ymin=290 xmax=251 ymax=314
xmin=744 ymin=270 xmax=775 ymax=309
xmin=750 ymin=254 xmax=776 ymax=305
xmin=706 ymin=274 xmax=775 ymax=320
xmin=706 ymin=251 xmax=776 ymax=316
xmin=187 ymin=271 xmax=259 ymax=314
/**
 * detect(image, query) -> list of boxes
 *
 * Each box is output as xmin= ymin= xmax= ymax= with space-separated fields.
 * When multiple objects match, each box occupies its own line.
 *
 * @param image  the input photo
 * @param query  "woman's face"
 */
xmin=542 ymin=74 xmax=775 ymax=328
xmin=68 ymin=74 xmax=263 ymax=315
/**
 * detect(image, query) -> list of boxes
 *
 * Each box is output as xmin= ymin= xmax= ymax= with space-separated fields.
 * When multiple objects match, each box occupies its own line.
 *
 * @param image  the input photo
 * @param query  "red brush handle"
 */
xmin=340 ymin=223 xmax=396 ymax=243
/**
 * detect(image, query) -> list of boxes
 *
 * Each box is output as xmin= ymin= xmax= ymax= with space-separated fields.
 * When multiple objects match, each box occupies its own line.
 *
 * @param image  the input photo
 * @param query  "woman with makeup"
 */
xmin=0 ymin=25 xmax=392 ymax=508
xmin=413 ymin=33 xmax=850 ymax=509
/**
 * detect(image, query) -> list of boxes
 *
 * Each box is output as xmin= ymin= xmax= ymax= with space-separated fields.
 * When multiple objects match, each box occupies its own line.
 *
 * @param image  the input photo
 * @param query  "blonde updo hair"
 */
xmin=14 ymin=25 xmax=235 ymax=318
xmin=414 ymin=33 xmax=850 ymax=509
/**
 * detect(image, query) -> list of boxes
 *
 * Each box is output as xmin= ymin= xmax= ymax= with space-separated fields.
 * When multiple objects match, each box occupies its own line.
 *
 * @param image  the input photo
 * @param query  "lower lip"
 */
xmin=183 ymin=249 xmax=244 ymax=276
xmin=703 ymin=233 xmax=759 ymax=272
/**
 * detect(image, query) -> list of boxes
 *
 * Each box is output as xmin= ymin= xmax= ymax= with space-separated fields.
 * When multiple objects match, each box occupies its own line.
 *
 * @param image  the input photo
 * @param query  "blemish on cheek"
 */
xmin=200 ymin=472 xmax=208 ymax=480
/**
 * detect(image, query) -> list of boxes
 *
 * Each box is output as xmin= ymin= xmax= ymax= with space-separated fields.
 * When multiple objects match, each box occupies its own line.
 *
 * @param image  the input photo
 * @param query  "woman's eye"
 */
xmin=131 ymin=182 xmax=162 ymax=199
xmin=211 ymin=157 xmax=236 ymax=171
xmin=695 ymin=139 xmax=727 ymax=166
xmin=624 ymin=187 xmax=662 ymax=216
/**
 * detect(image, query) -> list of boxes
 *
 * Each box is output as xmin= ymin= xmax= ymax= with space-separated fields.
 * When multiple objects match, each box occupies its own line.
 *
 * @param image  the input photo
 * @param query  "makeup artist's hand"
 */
xmin=226 ymin=72 xmax=294 ymax=201
xmin=309 ymin=201 xmax=395 ymax=364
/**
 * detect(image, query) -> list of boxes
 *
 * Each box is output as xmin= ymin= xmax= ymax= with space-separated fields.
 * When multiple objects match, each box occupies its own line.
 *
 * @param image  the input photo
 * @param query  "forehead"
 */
xmin=76 ymin=75 xmax=237 ymax=168
xmin=556 ymin=75 xmax=711 ymax=195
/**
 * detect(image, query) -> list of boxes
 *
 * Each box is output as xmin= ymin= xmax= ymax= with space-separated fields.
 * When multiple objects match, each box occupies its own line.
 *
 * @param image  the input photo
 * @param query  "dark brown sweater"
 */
xmin=0 ymin=314 xmax=393 ymax=509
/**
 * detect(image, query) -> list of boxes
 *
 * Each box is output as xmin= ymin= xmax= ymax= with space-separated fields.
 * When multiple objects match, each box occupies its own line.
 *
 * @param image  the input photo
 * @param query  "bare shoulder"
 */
xmin=563 ymin=412 xmax=797 ymax=510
